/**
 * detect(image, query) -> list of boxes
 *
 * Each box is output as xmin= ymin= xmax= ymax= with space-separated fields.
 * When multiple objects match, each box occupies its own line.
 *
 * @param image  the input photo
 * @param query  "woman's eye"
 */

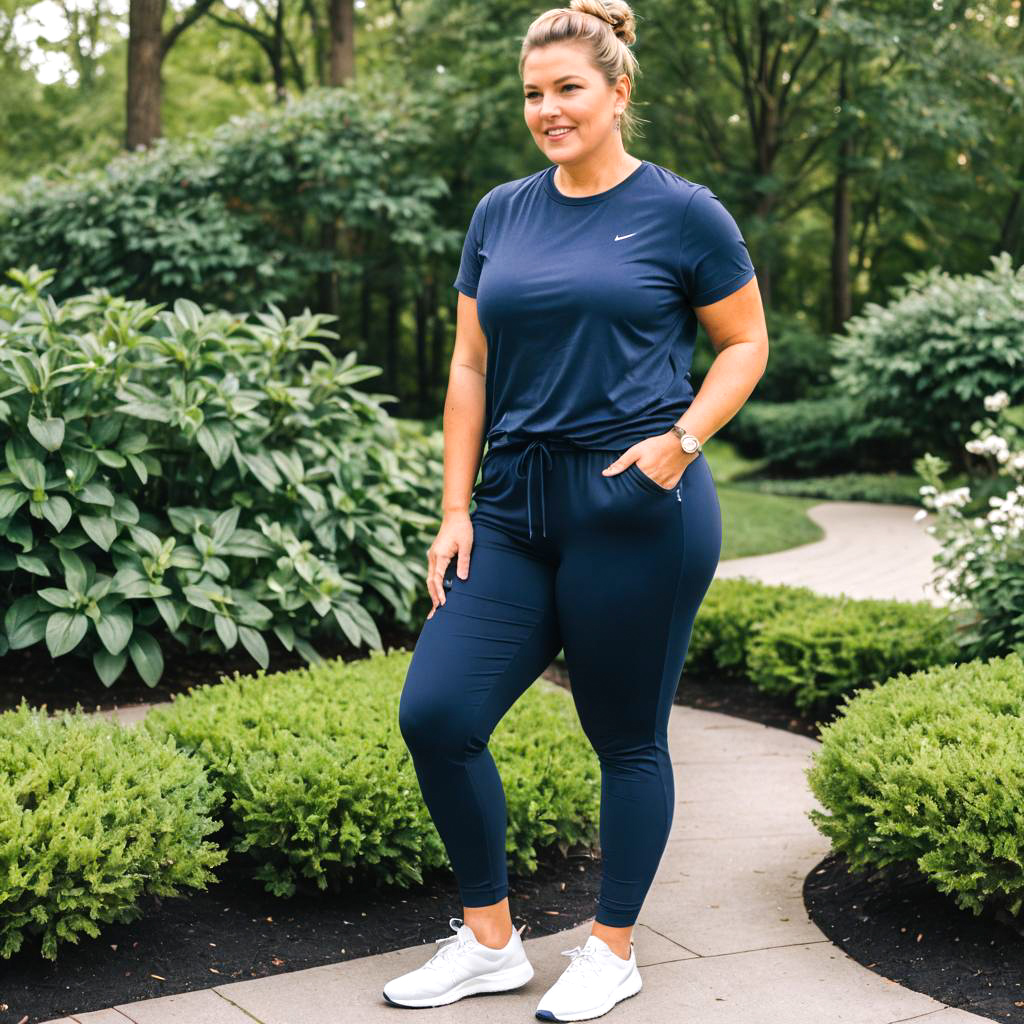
xmin=524 ymin=84 xmax=579 ymax=100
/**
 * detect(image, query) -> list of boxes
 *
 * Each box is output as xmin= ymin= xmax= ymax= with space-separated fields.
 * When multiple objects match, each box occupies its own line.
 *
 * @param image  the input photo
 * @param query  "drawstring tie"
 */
xmin=513 ymin=438 xmax=555 ymax=539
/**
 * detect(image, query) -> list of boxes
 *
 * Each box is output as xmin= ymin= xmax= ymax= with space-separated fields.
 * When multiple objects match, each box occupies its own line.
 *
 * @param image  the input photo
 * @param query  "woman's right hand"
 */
xmin=426 ymin=510 xmax=474 ymax=619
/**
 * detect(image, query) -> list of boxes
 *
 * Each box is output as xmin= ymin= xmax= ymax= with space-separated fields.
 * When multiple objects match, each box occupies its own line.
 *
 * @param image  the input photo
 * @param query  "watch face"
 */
xmin=682 ymin=437 xmax=699 ymax=453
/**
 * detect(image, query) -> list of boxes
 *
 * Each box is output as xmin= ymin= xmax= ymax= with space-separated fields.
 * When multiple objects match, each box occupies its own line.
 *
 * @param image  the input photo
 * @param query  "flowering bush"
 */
xmin=914 ymin=390 xmax=1024 ymax=659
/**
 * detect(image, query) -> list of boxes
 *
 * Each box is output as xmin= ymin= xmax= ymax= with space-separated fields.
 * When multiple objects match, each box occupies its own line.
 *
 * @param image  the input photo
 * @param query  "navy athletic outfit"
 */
xmin=399 ymin=160 xmax=756 ymax=927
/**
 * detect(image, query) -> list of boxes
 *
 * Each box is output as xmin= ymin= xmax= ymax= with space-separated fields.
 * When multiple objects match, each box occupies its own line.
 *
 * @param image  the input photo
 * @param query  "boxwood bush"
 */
xmin=806 ymin=652 xmax=1024 ymax=919
xmin=731 ymin=471 xmax=931 ymax=506
xmin=141 ymin=648 xmax=601 ymax=897
xmin=686 ymin=577 xmax=830 ymax=678
xmin=687 ymin=578 xmax=960 ymax=713
xmin=748 ymin=596 xmax=960 ymax=711
xmin=0 ymin=701 xmax=226 ymax=961
xmin=0 ymin=267 xmax=445 ymax=687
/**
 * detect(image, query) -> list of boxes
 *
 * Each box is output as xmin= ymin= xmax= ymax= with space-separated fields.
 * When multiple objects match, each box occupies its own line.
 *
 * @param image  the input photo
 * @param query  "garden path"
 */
xmin=716 ymin=501 xmax=948 ymax=605
xmin=42 ymin=499 xmax=985 ymax=1024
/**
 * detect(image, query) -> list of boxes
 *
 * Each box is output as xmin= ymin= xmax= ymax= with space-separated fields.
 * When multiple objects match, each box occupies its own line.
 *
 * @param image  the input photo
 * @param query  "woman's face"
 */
xmin=522 ymin=43 xmax=627 ymax=163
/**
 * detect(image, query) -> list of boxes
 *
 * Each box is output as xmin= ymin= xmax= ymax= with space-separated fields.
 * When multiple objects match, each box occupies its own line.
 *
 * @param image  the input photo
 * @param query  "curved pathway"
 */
xmin=716 ymin=500 xmax=949 ymax=605
xmin=43 ymin=500 xmax=986 ymax=1023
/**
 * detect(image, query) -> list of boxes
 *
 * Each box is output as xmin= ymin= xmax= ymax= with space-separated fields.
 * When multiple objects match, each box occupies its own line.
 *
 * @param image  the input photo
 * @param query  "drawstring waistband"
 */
xmin=502 ymin=436 xmax=592 ymax=540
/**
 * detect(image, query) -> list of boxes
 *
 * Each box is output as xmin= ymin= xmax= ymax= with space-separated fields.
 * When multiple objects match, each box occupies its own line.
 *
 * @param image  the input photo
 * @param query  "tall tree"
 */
xmin=125 ymin=0 xmax=218 ymax=149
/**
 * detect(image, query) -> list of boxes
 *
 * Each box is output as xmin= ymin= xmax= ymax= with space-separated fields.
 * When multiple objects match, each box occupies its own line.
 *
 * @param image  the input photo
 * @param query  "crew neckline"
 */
xmin=543 ymin=160 xmax=649 ymax=206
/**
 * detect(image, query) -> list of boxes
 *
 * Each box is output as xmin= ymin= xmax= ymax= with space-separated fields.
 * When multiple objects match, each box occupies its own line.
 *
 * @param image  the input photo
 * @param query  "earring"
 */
xmin=614 ymin=111 xmax=622 ymax=132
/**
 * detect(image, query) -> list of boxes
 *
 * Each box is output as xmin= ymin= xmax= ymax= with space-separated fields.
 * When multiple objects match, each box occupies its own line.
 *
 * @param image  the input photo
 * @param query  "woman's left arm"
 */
xmin=601 ymin=275 xmax=769 ymax=486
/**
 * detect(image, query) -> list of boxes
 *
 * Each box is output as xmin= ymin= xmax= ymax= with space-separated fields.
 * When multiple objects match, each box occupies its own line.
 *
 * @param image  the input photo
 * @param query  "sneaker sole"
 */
xmin=383 ymin=957 xmax=535 ymax=1008
xmin=534 ymin=967 xmax=643 ymax=1022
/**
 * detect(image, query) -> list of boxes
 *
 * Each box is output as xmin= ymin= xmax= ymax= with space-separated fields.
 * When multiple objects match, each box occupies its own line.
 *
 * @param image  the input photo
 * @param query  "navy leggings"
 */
xmin=398 ymin=438 xmax=722 ymax=927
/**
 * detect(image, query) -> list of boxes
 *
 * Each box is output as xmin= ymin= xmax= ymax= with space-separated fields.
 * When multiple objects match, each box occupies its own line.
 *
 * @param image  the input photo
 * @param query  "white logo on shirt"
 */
xmin=614 ymin=232 xmax=638 ymax=241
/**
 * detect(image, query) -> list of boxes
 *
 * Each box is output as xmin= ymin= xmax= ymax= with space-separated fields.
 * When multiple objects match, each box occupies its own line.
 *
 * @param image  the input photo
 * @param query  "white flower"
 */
xmin=935 ymin=487 xmax=971 ymax=509
xmin=984 ymin=390 xmax=1010 ymax=412
xmin=913 ymin=508 xmax=928 ymax=521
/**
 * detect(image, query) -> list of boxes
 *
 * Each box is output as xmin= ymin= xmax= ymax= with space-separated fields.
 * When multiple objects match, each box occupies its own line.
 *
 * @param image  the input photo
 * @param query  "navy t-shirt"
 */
xmin=452 ymin=159 xmax=756 ymax=452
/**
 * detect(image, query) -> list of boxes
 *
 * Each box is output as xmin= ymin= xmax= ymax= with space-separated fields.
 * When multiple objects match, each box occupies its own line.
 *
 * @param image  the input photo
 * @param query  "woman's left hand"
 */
xmin=601 ymin=432 xmax=697 ymax=490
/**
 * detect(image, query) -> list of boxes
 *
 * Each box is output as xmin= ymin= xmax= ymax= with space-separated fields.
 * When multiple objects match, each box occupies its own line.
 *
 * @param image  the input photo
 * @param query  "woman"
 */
xmin=385 ymin=1 xmax=768 ymax=1019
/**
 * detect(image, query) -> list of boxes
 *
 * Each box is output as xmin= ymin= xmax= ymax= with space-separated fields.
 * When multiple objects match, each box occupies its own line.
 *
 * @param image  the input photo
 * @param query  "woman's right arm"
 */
xmin=425 ymin=291 xmax=488 ymax=619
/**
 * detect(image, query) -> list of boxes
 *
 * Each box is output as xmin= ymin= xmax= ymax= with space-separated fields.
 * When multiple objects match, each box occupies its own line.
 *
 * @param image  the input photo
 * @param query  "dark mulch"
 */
xmin=804 ymin=852 xmax=1024 ymax=1023
xmin=4 ymin=638 xmax=1024 ymax=1023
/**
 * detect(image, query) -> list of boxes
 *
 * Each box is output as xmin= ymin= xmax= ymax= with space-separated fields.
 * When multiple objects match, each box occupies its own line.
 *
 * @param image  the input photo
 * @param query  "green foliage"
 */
xmin=747 ymin=597 xmax=960 ymax=711
xmin=914 ymin=392 xmax=1024 ymax=661
xmin=721 ymin=396 xmax=913 ymax=476
xmin=731 ymin=472 xmax=935 ymax=505
xmin=0 ymin=83 xmax=454 ymax=311
xmin=0 ymin=700 xmax=226 ymax=961
xmin=694 ymin=310 xmax=835 ymax=404
xmin=687 ymin=577 xmax=829 ymax=678
xmin=0 ymin=268 xmax=444 ymax=685
xmin=142 ymin=649 xmax=601 ymax=896
xmin=806 ymin=653 xmax=1024 ymax=919
xmin=688 ymin=578 xmax=960 ymax=713
xmin=831 ymin=253 xmax=1024 ymax=471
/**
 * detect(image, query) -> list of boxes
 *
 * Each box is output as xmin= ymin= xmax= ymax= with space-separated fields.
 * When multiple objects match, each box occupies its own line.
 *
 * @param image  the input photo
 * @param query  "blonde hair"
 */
xmin=519 ymin=1 xmax=645 ymax=142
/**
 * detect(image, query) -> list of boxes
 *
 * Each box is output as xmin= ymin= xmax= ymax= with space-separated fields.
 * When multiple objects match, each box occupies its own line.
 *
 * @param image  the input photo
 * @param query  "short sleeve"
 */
xmin=453 ymin=189 xmax=494 ymax=298
xmin=679 ymin=186 xmax=756 ymax=307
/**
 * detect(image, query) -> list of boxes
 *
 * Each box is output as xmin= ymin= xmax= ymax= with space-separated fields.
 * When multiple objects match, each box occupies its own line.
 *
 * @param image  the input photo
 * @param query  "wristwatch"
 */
xmin=670 ymin=424 xmax=703 ymax=455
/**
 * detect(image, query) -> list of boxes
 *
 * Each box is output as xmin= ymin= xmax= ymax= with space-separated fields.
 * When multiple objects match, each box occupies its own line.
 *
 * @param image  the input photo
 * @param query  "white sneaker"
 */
xmin=382 ymin=916 xmax=534 ymax=1008
xmin=534 ymin=934 xmax=642 ymax=1022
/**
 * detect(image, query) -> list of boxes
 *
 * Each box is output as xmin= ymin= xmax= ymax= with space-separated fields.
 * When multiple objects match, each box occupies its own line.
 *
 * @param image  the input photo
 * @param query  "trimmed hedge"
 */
xmin=686 ymin=576 xmax=828 ymax=678
xmin=731 ymin=472 xmax=931 ymax=506
xmin=806 ymin=653 xmax=1024 ymax=918
xmin=748 ymin=596 xmax=960 ymax=711
xmin=0 ymin=702 xmax=226 ymax=961
xmin=141 ymin=648 xmax=601 ymax=898
xmin=687 ymin=578 xmax=960 ymax=711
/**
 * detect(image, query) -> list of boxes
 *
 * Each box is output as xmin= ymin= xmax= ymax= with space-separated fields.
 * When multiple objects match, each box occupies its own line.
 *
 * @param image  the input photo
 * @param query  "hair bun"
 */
xmin=568 ymin=0 xmax=637 ymax=46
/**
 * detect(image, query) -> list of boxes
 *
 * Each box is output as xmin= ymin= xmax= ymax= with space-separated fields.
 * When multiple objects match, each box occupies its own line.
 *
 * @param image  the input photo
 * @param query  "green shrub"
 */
xmin=0 ymin=83 xmax=450 ymax=312
xmin=721 ymin=396 xmax=912 ymax=476
xmin=731 ymin=471 xmax=933 ymax=506
xmin=687 ymin=577 xmax=829 ymax=678
xmin=142 ymin=649 xmax=601 ymax=897
xmin=0 ymin=701 xmax=226 ymax=961
xmin=806 ymin=653 xmax=1024 ymax=918
xmin=831 ymin=252 xmax=1024 ymax=472
xmin=748 ymin=597 xmax=960 ymax=711
xmin=0 ymin=268 xmax=444 ymax=687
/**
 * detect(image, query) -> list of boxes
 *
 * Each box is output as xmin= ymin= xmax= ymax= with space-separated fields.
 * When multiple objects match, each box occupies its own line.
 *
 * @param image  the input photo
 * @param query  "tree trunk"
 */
xmin=328 ymin=0 xmax=354 ymax=85
xmin=832 ymin=55 xmax=853 ymax=332
xmin=125 ymin=0 xmax=164 ymax=150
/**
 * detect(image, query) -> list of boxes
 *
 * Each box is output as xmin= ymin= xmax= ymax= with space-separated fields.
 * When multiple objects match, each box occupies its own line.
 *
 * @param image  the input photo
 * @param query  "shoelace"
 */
xmin=558 ymin=942 xmax=606 ymax=982
xmin=424 ymin=916 xmax=473 ymax=972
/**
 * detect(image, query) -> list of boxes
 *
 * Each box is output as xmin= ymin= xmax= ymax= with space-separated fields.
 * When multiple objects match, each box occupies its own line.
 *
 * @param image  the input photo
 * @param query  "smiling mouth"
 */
xmin=545 ymin=127 xmax=574 ymax=138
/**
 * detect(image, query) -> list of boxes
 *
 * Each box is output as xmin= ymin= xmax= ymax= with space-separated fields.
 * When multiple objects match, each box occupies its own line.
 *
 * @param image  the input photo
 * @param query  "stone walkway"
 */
xmin=716 ymin=501 xmax=948 ymax=605
xmin=43 ymin=500 xmax=987 ymax=1024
